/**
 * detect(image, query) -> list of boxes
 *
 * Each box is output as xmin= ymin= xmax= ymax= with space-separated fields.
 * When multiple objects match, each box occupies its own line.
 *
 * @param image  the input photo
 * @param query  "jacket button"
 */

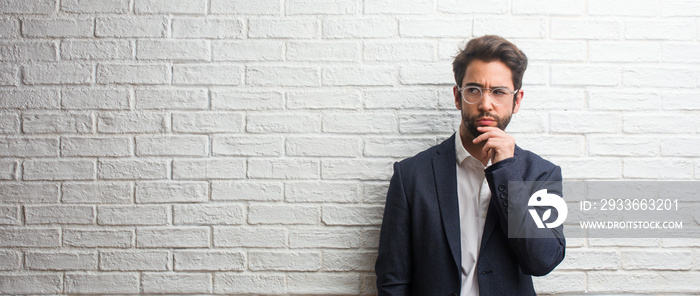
xmin=498 ymin=184 xmax=506 ymax=191
xmin=500 ymin=192 xmax=507 ymax=199
xmin=503 ymin=200 xmax=508 ymax=206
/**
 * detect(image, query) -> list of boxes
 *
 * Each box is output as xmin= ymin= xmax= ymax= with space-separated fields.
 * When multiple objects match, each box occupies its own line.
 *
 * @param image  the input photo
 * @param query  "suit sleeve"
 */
xmin=484 ymin=156 xmax=566 ymax=276
xmin=375 ymin=162 xmax=411 ymax=296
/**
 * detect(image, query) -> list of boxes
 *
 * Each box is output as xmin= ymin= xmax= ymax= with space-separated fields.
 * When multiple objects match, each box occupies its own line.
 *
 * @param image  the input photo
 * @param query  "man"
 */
xmin=375 ymin=35 xmax=565 ymax=295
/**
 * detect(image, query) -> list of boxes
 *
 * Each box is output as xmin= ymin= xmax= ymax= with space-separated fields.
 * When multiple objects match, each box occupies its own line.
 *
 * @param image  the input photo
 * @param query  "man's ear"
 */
xmin=512 ymin=89 xmax=523 ymax=114
xmin=453 ymin=85 xmax=462 ymax=111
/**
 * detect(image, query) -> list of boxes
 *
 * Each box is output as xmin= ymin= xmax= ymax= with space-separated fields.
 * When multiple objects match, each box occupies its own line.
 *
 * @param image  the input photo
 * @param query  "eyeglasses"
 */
xmin=457 ymin=86 xmax=518 ymax=106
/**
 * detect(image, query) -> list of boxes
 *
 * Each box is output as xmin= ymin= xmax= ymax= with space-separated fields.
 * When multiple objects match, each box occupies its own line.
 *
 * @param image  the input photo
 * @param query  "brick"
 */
xmin=173 ymin=64 xmax=242 ymax=85
xmin=98 ymin=159 xmax=169 ymax=180
xmin=212 ymin=181 xmax=283 ymax=201
xmin=98 ymin=112 xmax=168 ymax=133
xmin=173 ymin=158 xmax=246 ymax=180
xmin=621 ymin=250 xmax=692 ymax=270
xmin=61 ymin=0 xmax=129 ymax=13
xmin=247 ymin=65 xmax=319 ymax=86
xmin=287 ymin=273 xmax=360 ymax=294
xmin=518 ymin=40 xmax=587 ymax=62
xmin=249 ymin=204 xmax=318 ymax=225
xmin=247 ymin=113 xmax=321 ymax=133
xmin=588 ymin=272 xmax=659 ymax=293
xmin=324 ymin=113 xmax=396 ymax=134
xmin=0 ymin=113 xmax=19 ymax=133
xmin=136 ymin=182 xmax=208 ymax=203
xmin=290 ymin=229 xmax=363 ymax=248
xmin=439 ymin=0 xmax=508 ymax=13
xmin=100 ymin=250 xmax=169 ymax=271
xmin=0 ymin=137 xmax=57 ymax=157
xmin=1 ymin=183 xmax=59 ymax=203
xmin=626 ymin=19 xmax=696 ymax=40
xmin=286 ymin=136 xmax=361 ymax=157
xmin=213 ymin=41 xmax=283 ymax=61
xmin=172 ymin=112 xmax=243 ymax=133
xmin=658 ymin=272 xmax=700 ymax=292
xmin=211 ymin=0 xmax=281 ymax=14
xmin=365 ymin=0 xmax=431 ymax=14
xmin=249 ymin=18 xmax=317 ymax=38
xmin=138 ymin=227 xmax=209 ymax=248
xmin=362 ymin=274 xmax=378 ymax=295
xmin=0 ymin=250 xmax=21 ymax=270
xmin=96 ymin=16 xmax=168 ymax=37
xmin=551 ymin=65 xmax=621 ymax=86
xmin=623 ymin=66 xmax=695 ymax=88
xmin=0 ymin=205 xmax=20 ymax=224
xmin=142 ymin=272 xmax=212 ymax=294
xmin=211 ymin=90 xmax=284 ymax=110
xmin=135 ymin=0 xmax=206 ymax=14
xmin=213 ymin=135 xmax=284 ymax=156
xmin=97 ymin=63 xmax=170 ymax=84
xmin=62 ymin=88 xmax=130 ymax=110
xmin=400 ymin=18 xmax=472 ymax=38
xmin=250 ymin=251 xmax=320 ymax=271
xmin=623 ymin=114 xmax=695 ymax=134
xmin=521 ymin=63 xmax=548 ymax=86
xmin=533 ymin=272 xmax=586 ymax=294
xmin=65 ymin=273 xmax=139 ymax=294
xmin=98 ymin=205 xmax=168 ymax=225
xmin=589 ymin=238 xmax=659 ymax=247
xmin=135 ymin=135 xmax=208 ymax=157
xmin=590 ymin=41 xmax=661 ymax=62
xmin=513 ymin=0 xmax=583 ymax=14
xmin=623 ymin=158 xmax=693 ymax=179
xmin=287 ymin=90 xmax=361 ymax=110
xmin=136 ymin=88 xmax=208 ymax=110
xmin=663 ymin=0 xmax=700 ymax=16
xmin=287 ymin=41 xmax=359 ymax=61
xmin=474 ymin=17 xmax=546 ymax=38
xmin=137 ymin=40 xmax=209 ymax=61
xmin=517 ymin=135 xmax=585 ymax=157
xmin=0 ymin=228 xmax=60 ymax=247
xmin=589 ymin=136 xmax=658 ymax=157
xmin=22 ymin=17 xmax=93 ymax=37
xmin=552 ymin=158 xmax=621 ymax=179
xmin=22 ymin=112 xmax=92 ymax=134
xmin=215 ymin=226 xmax=287 ymax=248
xmin=0 ymin=274 xmax=62 ymax=294
xmin=556 ymin=250 xmax=619 ymax=270
xmin=661 ymin=137 xmax=700 ymax=156
xmin=23 ymin=159 xmax=95 ymax=181
xmin=26 ymin=205 xmax=94 ymax=225
xmin=61 ymin=40 xmax=132 ymax=60
xmin=662 ymin=43 xmax=700 ymax=63
xmin=323 ymin=251 xmax=376 ymax=271
xmin=61 ymin=136 xmax=132 ymax=157
xmin=364 ymin=137 xmax=435 ymax=157
xmin=173 ymin=18 xmax=243 ymax=39
xmin=0 ymin=41 xmax=56 ymax=61
xmin=286 ymin=181 xmax=361 ymax=203
xmin=63 ymin=228 xmax=133 ymax=247
xmin=663 ymin=91 xmax=700 ymax=110
xmin=588 ymin=89 xmax=660 ymax=111
xmin=174 ymin=250 xmax=245 ymax=271
xmin=363 ymin=228 xmax=381 ymax=248
xmin=401 ymin=63 xmax=455 ymax=85
xmin=364 ymin=41 xmax=434 ymax=62
xmin=291 ymin=0 xmax=359 ymax=14
xmin=248 ymin=159 xmax=319 ymax=179
xmin=549 ymin=112 xmax=621 ymax=133
xmin=322 ymin=205 xmax=383 ymax=225
xmin=26 ymin=251 xmax=98 ymax=270
xmin=323 ymin=66 xmax=395 ymax=86
xmin=0 ymin=0 xmax=56 ymax=14
xmin=174 ymin=204 xmax=245 ymax=225
xmin=501 ymin=112 xmax=546 ymax=133
xmin=588 ymin=0 xmax=658 ymax=16
xmin=551 ymin=18 xmax=622 ymax=39
xmin=0 ymin=18 xmax=19 ymax=38
xmin=0 ymin=64 xmax=18 ymax=86
xmin=323 ymin=17 xmax=396 ymax=38
xmin=0 ymin=88 xmax=59 ymax=109
xmin=398 ymin=112 xmax=458 ymax=134
xmin=214 ymin=273 xmax=285 ymax=294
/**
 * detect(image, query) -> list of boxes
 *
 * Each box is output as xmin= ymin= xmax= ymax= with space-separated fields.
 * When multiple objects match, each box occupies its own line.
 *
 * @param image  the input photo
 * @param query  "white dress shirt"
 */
xmin=455 ymin=133 xmax=492 ymax=296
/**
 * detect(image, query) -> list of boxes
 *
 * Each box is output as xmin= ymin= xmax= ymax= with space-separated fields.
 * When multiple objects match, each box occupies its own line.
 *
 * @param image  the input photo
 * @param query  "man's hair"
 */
xmin=452 ymin=35 xmax=528 ymax=91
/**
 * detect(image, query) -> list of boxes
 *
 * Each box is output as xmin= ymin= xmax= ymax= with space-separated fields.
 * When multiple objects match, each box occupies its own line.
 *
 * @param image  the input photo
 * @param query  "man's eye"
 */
xmin=466 ymin=87 xmax=481 ymax=94
xmin=493 ymin=89 xmax=509 ymax=95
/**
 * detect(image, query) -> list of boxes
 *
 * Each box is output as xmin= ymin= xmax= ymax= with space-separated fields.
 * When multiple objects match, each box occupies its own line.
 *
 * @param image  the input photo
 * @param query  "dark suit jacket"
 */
xmin=375 ymin=134 xmax=565 ymax=296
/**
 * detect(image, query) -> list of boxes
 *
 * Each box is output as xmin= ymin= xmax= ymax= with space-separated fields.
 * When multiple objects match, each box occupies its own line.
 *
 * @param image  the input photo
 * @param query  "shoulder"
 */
xmin=514 ymin=145 xmax=561 ymax=178
xmin=395 ymin=135 xmax=453 ymax=170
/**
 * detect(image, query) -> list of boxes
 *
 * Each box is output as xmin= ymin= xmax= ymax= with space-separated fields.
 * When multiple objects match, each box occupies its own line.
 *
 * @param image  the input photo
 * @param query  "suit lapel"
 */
xmin=433 ymin=135 xmax=461 ymax=270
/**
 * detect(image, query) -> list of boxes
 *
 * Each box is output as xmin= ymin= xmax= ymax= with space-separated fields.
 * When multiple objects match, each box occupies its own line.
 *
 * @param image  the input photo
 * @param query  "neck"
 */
xmin=459 ymin=124 xmax=489 ymax=166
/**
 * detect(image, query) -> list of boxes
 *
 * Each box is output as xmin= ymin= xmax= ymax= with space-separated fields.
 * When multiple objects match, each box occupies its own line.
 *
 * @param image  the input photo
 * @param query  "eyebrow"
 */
xmin=463 ymin=82 xmax=511 ymax=89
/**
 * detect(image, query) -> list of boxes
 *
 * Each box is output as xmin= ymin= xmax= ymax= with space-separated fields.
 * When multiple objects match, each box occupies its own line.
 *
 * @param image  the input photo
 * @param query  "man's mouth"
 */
xmin=476 ymin=117 xmax=495 ymax=125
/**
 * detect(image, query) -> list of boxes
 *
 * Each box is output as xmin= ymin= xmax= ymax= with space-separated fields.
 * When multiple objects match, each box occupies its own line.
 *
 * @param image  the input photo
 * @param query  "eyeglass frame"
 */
xmin=456 ymin=85 xmax=519 ymax=106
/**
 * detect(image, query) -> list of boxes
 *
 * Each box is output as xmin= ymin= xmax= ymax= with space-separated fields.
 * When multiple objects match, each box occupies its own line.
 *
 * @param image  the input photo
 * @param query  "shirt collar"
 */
xmin=454 ymin=132 xmax=490 ymax=168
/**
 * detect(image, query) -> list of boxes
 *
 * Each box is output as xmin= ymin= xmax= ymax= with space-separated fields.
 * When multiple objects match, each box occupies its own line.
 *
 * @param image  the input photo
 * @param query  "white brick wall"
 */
xmin=0 ymin=0 xmax=698 ymax=295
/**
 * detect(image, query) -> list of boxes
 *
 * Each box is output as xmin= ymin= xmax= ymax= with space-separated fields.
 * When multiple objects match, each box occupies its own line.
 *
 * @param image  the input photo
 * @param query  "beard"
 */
xmin=462 ymin=109 xmax=512 ymax=138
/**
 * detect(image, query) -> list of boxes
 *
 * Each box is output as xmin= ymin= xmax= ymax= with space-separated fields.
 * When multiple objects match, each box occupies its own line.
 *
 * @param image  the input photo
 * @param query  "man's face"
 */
xmin=453 ymin=59 xmax=523 ymax=138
